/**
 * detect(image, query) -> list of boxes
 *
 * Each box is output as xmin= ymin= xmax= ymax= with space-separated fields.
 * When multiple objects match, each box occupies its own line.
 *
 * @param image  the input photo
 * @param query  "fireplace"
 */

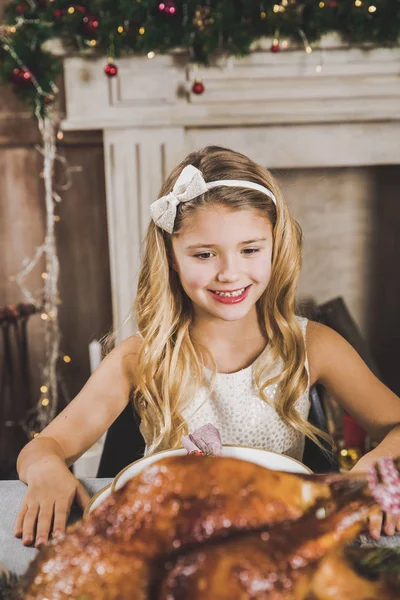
xmin=62 ymin=43 xmax=400 ymax=393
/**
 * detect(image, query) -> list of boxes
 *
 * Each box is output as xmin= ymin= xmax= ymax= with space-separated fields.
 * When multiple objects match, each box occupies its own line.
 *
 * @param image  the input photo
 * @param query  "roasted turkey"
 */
xmin=158 ymin=500 xmax=390 ymax=599
xmin=14 ymin=455 xmax=400 ymax=599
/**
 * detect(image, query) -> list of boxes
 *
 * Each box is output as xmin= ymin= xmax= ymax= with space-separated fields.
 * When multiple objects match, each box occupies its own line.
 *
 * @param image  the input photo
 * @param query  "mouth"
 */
xmin=207 ymin=285 xmax=252 ymax=304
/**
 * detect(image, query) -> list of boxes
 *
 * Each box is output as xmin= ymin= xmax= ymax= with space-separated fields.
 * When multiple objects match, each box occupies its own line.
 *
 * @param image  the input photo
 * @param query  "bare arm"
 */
xmin=18 ymin=333 xmax=142 ymax=479
xmin=307 ymin=320 xmax=400 ymax=445
xmin=307 ymin=320 xmax=400 ymax=538
xmin=15 ymin=333 xmax=142 ymax=547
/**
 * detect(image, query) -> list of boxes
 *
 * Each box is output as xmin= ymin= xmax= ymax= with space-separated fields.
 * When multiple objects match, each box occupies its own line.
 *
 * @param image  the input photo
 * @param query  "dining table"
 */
xmin=1 ymin=476 xmax=400 ymax=580
xmin=0 ymin=477 xmax=112 ymax=576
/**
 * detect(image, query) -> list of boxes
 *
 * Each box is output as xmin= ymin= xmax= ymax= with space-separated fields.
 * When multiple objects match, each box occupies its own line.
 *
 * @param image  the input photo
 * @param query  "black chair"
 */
xmin=97 ymin=402 xmax=145 ymax=478
xmin=301 ymin=295 xmax=382 ymax=467
xmin=0 ymin=303 xmax=38 ymax=479
xmin=317 ymin=297 xmax=380 ymax=378
xmin=302 ymin=385 xmax=339 ymax=473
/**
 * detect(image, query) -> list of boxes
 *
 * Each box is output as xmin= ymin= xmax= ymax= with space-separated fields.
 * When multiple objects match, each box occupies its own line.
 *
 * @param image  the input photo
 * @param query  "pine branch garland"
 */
xmin=346 ymin=546 xmax=400 ymax=586
xmin=0 ymin=570 xmax=19 ymax=600
xmin=0 ymin=0 xmax=400 ymax=114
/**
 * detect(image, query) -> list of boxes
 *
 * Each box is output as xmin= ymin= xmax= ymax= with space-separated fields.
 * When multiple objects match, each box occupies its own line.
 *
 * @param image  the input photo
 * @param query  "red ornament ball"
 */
xmin=44 ymin=95 xmax=54 ymax=105
xmin=271 ymin=41 xmax=280 ymax=53
xmin=11 ymin=68 xmax=32 ymax=87
xmin=104 ymin=62 xmax=118 ymax=78
xmin=192 ymin=80 xmax=205 ymax=95
xmin=16 ymin=3 xmax=26 ymax=13
xmin=82 ymin=14 xmax=100 ymax=35
xmin=158 ymin=1 xmax=176 ymax=15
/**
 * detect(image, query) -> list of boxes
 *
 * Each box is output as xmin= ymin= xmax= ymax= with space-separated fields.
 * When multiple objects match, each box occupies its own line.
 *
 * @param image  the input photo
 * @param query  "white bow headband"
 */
xmin=150 ymin=164 xmax=277 ymax=234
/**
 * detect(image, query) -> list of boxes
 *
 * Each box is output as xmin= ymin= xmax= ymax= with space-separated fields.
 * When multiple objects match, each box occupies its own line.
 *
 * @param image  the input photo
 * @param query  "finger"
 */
xmin=14 ymin=503 xmax=28 ymax=538
xmin=52 ymin=501 xmax=70 ymax=537
xmin=368 ymin=511 xmax=383 ymax=540
xmin=22 ymin=504 xmax=39 ymax=546
xmin=35 ymin=502 xmax=55 ymax=548
xmin=384 ymin=512 xmax=397 ymax=536
xmin=75 ymin=482 xmax=91 ymax=510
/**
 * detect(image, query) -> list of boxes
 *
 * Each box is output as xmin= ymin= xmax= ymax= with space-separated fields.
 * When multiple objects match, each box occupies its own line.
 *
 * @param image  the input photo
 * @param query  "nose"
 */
xmin=216 ymin=255 xmax=241 ymax=283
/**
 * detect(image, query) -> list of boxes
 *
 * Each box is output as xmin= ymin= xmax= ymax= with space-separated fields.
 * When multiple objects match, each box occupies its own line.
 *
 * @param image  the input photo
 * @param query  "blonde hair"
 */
xmin=133 ymin=146 xmax=331 ymax=454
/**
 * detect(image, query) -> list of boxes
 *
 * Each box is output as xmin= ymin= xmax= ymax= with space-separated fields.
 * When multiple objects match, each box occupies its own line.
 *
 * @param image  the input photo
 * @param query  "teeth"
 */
xmin=214 ymin=287 xmax=246 ymax=298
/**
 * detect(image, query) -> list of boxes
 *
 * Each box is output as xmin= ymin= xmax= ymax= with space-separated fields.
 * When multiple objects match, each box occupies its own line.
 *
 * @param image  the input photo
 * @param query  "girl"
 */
xmin=15 ymin=146 xmax=400 ymax=549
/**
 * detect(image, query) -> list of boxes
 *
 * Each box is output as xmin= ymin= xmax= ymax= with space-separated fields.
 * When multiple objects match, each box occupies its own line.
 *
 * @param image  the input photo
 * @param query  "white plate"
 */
xmin=85 ymin=483 xmax=113 ymax=516
xmin=113 ymin=446 xmax=311 ymax=492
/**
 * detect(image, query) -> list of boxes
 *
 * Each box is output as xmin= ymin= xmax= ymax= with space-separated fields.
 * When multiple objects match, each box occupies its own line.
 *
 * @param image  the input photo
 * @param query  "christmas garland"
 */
xmin=0 ymin=0 xmax=400 ymax=113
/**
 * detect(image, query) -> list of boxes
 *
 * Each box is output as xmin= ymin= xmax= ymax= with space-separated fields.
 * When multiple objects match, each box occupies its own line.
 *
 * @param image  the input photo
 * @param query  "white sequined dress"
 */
xmin=140 ymin=317 xmax=310 ymax=461
xmin=184 ymin=316 xmax=310 ymax=461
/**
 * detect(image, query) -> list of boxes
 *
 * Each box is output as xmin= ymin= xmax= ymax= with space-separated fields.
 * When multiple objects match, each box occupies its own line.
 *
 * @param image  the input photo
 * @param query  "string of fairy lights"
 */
xmin=0 ymin=0 xmax=395 ymax=436
xmin=0 ymin=54 xmax=79 ymax=436
xmin=6 ymin=109 xmax=80 ymax=438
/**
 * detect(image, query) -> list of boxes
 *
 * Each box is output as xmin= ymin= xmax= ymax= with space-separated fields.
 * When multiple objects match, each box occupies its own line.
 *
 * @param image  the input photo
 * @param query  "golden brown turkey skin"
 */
xmin=16 ymin=456 xmax=333 ymax=600
xmin=159 ymin=499 xmax=398 ymax=600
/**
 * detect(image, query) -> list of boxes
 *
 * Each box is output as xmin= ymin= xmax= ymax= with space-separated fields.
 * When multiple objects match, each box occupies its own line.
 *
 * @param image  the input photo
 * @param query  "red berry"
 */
xmin=11 ymin=68 xmax=32 ymax=87
xmin=83 ymin=14 xmax=100 ymax=35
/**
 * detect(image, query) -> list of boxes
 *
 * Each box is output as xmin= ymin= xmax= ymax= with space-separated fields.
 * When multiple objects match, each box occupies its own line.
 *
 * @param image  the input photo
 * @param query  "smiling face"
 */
xmin=171 ymin=206 xmax=273 ymax=324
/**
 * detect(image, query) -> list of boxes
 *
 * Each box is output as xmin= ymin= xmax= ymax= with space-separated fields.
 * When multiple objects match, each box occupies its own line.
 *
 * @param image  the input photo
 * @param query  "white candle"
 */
xmin=89 ymin=339 xmax=102 ymax=374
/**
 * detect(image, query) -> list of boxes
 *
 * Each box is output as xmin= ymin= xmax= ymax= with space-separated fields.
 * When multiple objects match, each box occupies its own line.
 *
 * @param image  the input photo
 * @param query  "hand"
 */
xmin=351 ymin=454 xmax=400 ymax=539
xmin=368 ymin=506 xmax=400 ymax=540
xmin=14 ymin=457 xmax=90 ymax=548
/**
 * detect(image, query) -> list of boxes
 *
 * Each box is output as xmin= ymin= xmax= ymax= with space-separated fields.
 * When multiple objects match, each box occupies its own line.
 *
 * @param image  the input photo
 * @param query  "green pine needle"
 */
xmin=0 ymin=570 xmax=19 ymax=600
xmin=345 ymin=546 xmax=400 ymax=585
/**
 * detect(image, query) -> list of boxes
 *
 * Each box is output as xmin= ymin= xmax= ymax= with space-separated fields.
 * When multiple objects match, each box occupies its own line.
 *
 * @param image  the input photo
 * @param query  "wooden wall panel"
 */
xmin=56 ymin=141 xmax=113 ymax=401
xmin=0 ymin=82 xmax=112 ymax=475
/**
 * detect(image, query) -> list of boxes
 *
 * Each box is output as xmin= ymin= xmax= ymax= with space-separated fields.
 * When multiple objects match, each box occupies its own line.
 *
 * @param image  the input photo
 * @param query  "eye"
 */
xmin=242 ymin=248 xmax=260 ymax=255
xmin=194 ymin=252 xmax=215 ymax=260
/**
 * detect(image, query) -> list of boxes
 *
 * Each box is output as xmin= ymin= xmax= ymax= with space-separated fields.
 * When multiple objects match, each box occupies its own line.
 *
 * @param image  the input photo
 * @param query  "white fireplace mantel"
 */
xmin=62 ymin=46 xmax=400 ymax=338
